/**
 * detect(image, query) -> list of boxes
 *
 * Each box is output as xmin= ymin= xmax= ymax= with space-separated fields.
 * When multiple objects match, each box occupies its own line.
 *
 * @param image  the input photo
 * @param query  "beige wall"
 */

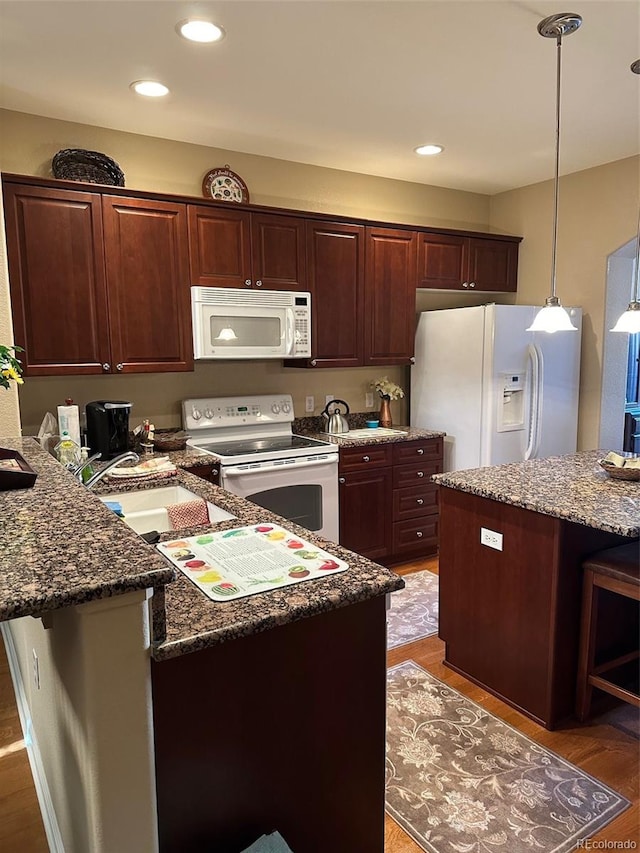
xmin=490 ymin=155 xmax=640 ymax=449
xmin=5 ymin=591 xmax=158 ymax=852
xmin=0 ymin=109 xmax=500 ymax=436
xmin=1 ymin=109 xmax=637 ymax=447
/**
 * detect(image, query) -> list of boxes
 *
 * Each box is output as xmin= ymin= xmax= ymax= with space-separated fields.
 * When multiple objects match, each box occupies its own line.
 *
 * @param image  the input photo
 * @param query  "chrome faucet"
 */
xmin=82 ymin=451 xmax=140 ymax=490
xmin=72 ymin=451 xmax=102 ymax=482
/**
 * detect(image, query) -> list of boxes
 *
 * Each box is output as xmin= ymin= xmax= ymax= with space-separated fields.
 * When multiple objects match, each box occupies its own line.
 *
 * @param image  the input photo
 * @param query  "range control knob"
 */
xmin=271 ymin=402 xmax=280 ymax=414
xmin=282 ymin=401 xmax=291 ymax=414
xmin=192 ymin=408 xmax=202 ymax=421
xmin=204 ymin=408 xmax=214 ymax=419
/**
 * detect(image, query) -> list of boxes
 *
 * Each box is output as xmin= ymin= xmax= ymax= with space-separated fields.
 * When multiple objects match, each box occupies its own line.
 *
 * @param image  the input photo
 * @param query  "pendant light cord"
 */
xmin=550 ymin=33 xmax=563 ymax=301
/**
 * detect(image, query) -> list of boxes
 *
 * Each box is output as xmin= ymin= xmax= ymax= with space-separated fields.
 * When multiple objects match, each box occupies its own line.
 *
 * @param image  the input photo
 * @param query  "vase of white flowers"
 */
xmin=371 ymin=376 xmax=404 ymax=428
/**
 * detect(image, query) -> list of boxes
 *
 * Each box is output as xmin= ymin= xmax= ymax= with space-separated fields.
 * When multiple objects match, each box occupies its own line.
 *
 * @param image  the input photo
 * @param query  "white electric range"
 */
xmin=183 ymin=394 xmax=339 ymax=542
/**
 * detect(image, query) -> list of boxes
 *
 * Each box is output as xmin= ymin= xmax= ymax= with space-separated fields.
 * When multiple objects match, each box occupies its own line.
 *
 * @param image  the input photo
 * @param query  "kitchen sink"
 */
xmin=99 ymin=485 xmax=235 ymax=535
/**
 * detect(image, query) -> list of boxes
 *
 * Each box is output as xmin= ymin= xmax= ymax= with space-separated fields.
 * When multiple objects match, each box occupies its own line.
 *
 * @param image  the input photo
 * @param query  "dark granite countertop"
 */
xmin=293 ymin=419 xmax=445 ymax=448
xmin=433 ymin=450 xmax=640 ymax=538
xmin=1 ymin=437 xmax=404 ymax=661
xmin=0 ymin=437 xmax=175 ymax=621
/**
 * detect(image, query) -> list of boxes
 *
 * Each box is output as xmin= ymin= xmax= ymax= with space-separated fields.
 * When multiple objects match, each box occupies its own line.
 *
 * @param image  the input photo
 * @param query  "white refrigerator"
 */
xmin=410 ymin=304 xmax=582 ymax=471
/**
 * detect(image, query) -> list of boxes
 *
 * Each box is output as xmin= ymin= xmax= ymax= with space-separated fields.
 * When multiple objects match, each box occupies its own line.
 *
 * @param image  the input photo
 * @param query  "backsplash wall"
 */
xmin=18 ymin=362 xmax=410 ymax=437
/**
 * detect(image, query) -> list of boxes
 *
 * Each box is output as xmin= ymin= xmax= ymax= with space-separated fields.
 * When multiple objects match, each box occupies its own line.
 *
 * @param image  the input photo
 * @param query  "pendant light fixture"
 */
xmin=527 ymin=13 xmax=582 ymax=333
xmin=610 ymin=58 xmax=640 ymax=333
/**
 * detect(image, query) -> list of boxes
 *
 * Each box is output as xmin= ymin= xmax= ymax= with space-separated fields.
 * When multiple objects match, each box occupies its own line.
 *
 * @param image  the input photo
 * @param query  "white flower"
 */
xmin=371 ymin=376 xmax=404 ymax=400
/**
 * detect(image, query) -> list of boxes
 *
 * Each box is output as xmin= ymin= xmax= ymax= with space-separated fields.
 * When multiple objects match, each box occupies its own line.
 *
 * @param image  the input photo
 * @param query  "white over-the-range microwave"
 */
xmin=191 ymin=286 xmax=312 ymax=360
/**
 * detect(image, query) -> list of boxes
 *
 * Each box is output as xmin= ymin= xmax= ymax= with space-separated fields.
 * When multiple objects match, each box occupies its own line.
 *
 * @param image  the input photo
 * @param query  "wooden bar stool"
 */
xmin=576 ymin=541 xmax=640 ymax=722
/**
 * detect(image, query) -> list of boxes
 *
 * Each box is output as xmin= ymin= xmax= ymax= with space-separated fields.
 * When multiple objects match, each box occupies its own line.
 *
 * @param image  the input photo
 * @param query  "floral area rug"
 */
xmin=386 ymin=661 xmax=629 ymax=853
xmin=387 ymin=570 xmax=439 ymax=649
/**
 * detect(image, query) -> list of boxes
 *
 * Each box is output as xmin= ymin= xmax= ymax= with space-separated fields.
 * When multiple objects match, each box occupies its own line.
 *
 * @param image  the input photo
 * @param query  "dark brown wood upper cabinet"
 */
xmin=303 ymin=221 xmax=365 ymax=368
xmin=417 ymin=232 xmax=518 ymax=292
xmin=3 ymin=183 xmax=111 ymax=376
xmin=364 ymin=226 xmax=417 ymax=365
xmin=188 ymin=206 xmax=306 ymax=291
xmin=3 ymin=181 xmax=193 ymax=376
xmin=102 ymin=197 xmax=193 ymax=373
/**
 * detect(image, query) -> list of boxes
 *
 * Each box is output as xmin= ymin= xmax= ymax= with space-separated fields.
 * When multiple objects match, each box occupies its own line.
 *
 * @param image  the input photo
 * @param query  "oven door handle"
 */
xmin=222 ymin=457 xmax=338 ymax=476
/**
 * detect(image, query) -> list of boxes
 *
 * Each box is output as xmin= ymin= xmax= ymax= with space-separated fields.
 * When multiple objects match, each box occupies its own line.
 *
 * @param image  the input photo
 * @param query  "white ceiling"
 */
xmin=1 ymin=0 xmax=639 ymax=195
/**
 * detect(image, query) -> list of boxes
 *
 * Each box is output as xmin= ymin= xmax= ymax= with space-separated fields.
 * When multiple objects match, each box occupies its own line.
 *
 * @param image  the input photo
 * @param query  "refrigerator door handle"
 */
xmin=525 ymin=343 xmax=543 ymax=459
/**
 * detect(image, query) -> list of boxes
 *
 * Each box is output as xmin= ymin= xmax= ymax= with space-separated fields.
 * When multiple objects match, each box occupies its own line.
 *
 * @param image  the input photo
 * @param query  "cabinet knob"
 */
xmin=462 ymin=281 xmax=469 ymax=288
xmin=417 ymin=471 xmax=424 ymax=477
xmin=416 ymin=531 xmax=423 ymax=538
xmin=212 ymin=467 xmax=219 ymax=476
xmin=255 ymin=279 xmax=263 ymax=287
xmin=102 ymin=363 xmax=111 ymax=371
xmin=310 ymin=359 xmax=317 ymax=366
xmin=410 ymin=357 xmax=415 ymax=364
xmin=469 ymin=281 xmax=476 ymax=288
xmin=116 ymin=363 xmax=124 ymax=371
xmin=362 ymin=455 xmax=370 ymax=462
xmin=339 ymin=477 xmax=346 ymax=484
xmin=416 ymin=498 xmax=424 ymax=505
xmin=417 ymin=448 xmax=424 ymax=455
xmin=245 ymin=279 xmax=252 ymax=287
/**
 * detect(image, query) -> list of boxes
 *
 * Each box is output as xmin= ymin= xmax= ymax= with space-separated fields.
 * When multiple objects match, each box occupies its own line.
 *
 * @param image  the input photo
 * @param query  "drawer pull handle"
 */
xmin=417 ymin=471 xmax=424 ymax=477
xmin=339 ymin=477 xmax=346 ymax=484
xmin=417 ymin=448 xmax=424 ymax=455
xmin=363 ymin=455 xmax=370 ymax=462
xmin=416 ymin=498 xmax=424 ymax=505
xmin=416 ymin=531 xmax=423 ymax=538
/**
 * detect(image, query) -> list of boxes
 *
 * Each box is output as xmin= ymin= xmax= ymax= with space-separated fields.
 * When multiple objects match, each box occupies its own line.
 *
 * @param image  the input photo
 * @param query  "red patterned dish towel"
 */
xmin=166 ymin=499 xmax=210 ymax=530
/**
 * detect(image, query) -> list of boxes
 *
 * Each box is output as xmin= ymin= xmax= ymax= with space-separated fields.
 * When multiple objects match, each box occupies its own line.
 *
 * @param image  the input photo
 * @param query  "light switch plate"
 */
xmin=480 ymin=527 xmax=503 ymax=551
xmin=325 ymin=394 xmax=334 ymax=406
xmin=365 ymin=392 xmax=374 ymax=408
xmin=305 ymin=396 xmax=315 ymax=413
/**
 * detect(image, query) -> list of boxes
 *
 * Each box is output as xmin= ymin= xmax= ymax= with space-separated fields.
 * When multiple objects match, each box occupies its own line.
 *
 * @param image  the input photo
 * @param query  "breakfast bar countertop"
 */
xmin=433 ymin=449 xmax=640 ymax=538
xmin=0 ymin=437 xmax=404 ymax=660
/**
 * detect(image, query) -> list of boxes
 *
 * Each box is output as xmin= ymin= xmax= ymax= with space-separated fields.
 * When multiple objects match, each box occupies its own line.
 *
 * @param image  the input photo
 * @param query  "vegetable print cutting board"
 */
xmin=157 ymin=522 xmax=348 ymax=601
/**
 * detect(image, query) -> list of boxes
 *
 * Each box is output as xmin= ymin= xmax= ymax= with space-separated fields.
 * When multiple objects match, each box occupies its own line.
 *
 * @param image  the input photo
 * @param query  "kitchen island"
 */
xmin=434 ymin=450 xmax=639 ymax=730
xmin=0 ymin=437 xmax=403 ymax=853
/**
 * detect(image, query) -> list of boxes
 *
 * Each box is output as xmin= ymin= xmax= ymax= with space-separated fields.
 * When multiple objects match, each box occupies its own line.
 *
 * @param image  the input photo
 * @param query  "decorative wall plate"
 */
xmin=202 ymin=166 xmax=249 ymax=203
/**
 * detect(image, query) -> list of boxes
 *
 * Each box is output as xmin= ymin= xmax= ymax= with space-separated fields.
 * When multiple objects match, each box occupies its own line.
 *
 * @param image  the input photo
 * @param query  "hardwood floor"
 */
xmin=0 ymin=556 xmax=637 ymax=852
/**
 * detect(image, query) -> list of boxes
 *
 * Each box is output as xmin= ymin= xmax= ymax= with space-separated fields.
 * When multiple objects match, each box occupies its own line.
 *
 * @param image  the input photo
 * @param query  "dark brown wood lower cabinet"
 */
xmin=152 ymin=595 xmax=388 ymax=853
xmin=339 ymin=438 xmax=442 ymax=565
xmin=438 ymin=487 xmax=631 ymax=729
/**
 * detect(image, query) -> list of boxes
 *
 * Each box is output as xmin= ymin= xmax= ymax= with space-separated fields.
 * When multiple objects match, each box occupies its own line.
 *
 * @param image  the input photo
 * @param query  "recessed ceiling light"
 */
xmin=414 ymin=144 xmax=444 ymax=156
xmin=176 ymin=19 xmax=225 ymax=43
xmin=130 ymin=80 xmax=170 ymax=97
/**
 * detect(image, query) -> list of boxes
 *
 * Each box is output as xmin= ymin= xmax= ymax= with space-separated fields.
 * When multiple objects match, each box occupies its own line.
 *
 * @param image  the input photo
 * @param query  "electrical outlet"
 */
xmin=305 ymin=395 xmax=315 ymax=413
xmin=480 ymin=527 xmax=503 ymax=551
xmin=325 ymin=394 xmax=334 ymax=406
xmin=32 ymin=649 xmax=40 ymax=690
xmin=365 ymin=392 xmax=374 ymax=408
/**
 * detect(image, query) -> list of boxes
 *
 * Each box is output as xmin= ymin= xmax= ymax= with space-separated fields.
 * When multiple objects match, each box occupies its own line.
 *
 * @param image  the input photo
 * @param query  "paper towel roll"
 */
xmin=57 ymin=399 xmax=81 ymax=448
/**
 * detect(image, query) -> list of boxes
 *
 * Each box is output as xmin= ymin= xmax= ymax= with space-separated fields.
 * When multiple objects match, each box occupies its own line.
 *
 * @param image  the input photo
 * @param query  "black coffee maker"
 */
xmin=86 ymin=401 xmax=132 ymax=460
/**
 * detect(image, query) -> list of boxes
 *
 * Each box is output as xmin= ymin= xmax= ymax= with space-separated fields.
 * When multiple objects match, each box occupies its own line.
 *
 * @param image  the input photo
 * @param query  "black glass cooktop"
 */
xmin=192 ymin=434 xmax=331 ymax=457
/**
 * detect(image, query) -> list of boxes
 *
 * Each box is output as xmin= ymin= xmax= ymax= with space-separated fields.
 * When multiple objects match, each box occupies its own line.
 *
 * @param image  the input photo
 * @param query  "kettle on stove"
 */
xmin=322 ymin=399 xmax=350 ymax=434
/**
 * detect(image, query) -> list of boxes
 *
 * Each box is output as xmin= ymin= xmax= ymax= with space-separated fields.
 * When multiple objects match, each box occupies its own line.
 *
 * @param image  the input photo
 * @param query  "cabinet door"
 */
xmin=306 ymin=221 xmax=365 ymax=368
xmin=251 ymin=213 xmax=307 ymax=291
xmin=103 ymin=197 xmax=193 ymax=373
xmin=416 ymin=232 xmax=467 ymax=289
xmin=3 ymin=183 xmax=110 ymax=375
xmin=188 ymin=205 xmax=252 ymax=288
xmin=467 ymin=238 xmax=518 ymax=292
xmin=339 ymin=467 xmax=392 ymax=560
xmin=364 ymin=227 xmax=417 ymax=365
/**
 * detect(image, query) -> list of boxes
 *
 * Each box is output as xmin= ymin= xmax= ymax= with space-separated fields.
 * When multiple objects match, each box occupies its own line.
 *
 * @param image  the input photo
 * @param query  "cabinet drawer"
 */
xmin=392 ymin=517 xmax=439 ymax=557
xmin=392 ymin=438 xmax=443 ymax=465
xmin=339 ymin=444 xmax=392 ymax=473
xmin=393 ymin=460 xmax=441 ymax=489
xmin=393 ymin=484 xmax=438 ymax=521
